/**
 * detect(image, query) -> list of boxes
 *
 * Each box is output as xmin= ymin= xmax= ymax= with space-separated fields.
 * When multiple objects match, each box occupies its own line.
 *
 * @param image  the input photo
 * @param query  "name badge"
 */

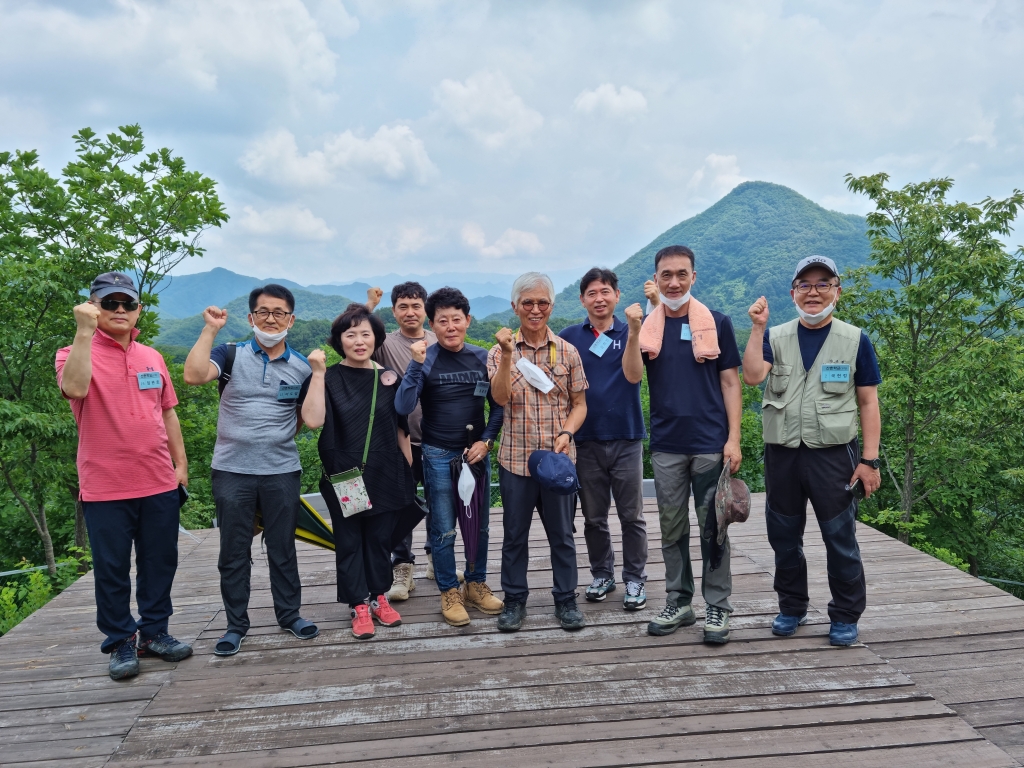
xmin=680 ymin=324 xmax=692 ymax=341
xmin=277 ymin=383 xmax=301 ymax=401
xmin=821 ymin=364 xmax=851 ymax=383
xmin=137 ymin=372 xmax=162 ymax=390
xmin=473 ymin=380 xmax=490 ymax=397
xmin=589 ymin=333 xmax=612 ymax=357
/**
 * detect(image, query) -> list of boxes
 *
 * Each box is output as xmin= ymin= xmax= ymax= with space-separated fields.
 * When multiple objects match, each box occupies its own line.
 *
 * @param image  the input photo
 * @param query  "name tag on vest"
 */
xmin=680 ymin=324 xmax=692 ymax=341
xmin=137 ymin=372 xmax=162 ymax=390
xmin=473 ymin=380 xmax=490 ymax=397
xmin=277 ymin=383 xmax=301 ymax=401
xmin=589 ymin=333 xmax=612 ymax=357
xmin=821 ymin=364 xmax=851 ymax=383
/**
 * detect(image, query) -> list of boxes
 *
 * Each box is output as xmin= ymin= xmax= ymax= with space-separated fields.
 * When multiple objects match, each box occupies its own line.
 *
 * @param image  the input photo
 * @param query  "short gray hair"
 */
xmin=511 ymin=272 xmax=555 ymax=305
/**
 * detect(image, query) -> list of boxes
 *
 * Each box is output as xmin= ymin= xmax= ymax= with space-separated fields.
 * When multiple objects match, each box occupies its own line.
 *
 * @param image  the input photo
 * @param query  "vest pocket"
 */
xmin=761 ymin=399 xmax=787 ymax=445
xmin=822 ymin=379 xmax=853 ymax=395
xmin=815 ymin=400 xmax=858 ymax=446
xmin=767 ymin=364 xmax=791 ymax=395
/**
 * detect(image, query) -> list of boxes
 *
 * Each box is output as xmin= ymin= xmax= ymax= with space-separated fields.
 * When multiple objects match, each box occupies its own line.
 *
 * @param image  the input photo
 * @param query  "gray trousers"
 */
xmin=576 ymin=439 xmax=648 ymax=584
xmin=651 ymin=452 xmax=733 ymax=613
xmin=212 ymin=469 xmax=303 ymax=634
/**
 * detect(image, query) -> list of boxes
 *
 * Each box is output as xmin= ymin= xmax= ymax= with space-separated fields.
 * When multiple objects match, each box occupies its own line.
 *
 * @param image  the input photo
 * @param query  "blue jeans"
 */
xmin=422 ymin=443 xmax=489 ymax=592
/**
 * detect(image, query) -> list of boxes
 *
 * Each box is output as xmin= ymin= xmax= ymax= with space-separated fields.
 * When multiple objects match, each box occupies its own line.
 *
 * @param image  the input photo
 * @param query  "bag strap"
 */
xmin=217 ymin=342 xmax=238 ymax=396
xmin=361 ymin=366 xmax=379 ymax=470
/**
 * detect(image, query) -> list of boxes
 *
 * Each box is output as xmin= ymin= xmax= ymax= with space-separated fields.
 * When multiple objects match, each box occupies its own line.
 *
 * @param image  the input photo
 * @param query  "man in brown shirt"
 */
xmin=488 ymin=272 xmax=589 ymax=632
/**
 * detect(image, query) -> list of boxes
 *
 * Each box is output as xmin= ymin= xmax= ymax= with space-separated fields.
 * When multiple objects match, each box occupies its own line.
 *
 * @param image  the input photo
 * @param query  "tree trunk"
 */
xmin=968 ymin=555 xmax=979 ymax=578
xmin=38 ymin=507 xmax=57 ymax=577
xmin=74 ymin=498 xmax=90 ymax=573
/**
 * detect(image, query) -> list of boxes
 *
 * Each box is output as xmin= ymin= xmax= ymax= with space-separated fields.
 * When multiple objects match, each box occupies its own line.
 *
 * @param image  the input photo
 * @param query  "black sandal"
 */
xmin=283 ymin=617 xmax=319 ymax=639
xmin=214 ymin=631 xmax=245 ymax=656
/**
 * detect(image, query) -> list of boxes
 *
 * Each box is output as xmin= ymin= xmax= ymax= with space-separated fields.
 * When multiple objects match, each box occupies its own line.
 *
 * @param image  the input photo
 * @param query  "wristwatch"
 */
xmin=557 ymin=430 xmax=574 ymax=441
xmin=860 ymin=457 xmax=881 ymax=469
xmin=485 ymin=439 xmax=495 ymax=451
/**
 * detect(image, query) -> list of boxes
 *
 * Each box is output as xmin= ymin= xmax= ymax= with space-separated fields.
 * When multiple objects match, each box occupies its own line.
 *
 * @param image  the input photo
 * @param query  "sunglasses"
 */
xmin=95 ymin=297 xmax=140 ymax=312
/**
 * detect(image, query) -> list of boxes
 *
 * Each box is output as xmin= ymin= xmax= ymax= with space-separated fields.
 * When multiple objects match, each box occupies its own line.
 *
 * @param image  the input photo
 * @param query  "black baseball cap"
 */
xmin=90 ymin=272 xmax=139 ymax=301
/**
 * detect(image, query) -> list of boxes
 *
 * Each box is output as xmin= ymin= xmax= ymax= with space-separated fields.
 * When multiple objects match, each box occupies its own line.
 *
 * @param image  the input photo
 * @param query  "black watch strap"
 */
xmin=860 ymin=457 xmax=881 ymax=469
xmin=557 ymin=430 xmax=574 ymax=441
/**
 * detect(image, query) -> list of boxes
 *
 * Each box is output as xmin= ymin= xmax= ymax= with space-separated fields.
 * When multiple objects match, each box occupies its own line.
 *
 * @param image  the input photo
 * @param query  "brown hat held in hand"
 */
xmin=714 ymin=458 xmax=750 ymax=546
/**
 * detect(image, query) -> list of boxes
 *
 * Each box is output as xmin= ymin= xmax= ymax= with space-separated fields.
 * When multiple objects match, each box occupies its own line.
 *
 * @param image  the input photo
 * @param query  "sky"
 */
xmin=1 ymin=0 xmax=1022 ymax=285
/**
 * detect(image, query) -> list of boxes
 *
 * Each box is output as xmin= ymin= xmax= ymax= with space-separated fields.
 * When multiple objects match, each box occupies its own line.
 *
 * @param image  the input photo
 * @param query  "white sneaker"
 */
xmin=703 ymin=605 xmax=731 ymax=645
xmin=386 ymin=562 xmax=415 ymax=601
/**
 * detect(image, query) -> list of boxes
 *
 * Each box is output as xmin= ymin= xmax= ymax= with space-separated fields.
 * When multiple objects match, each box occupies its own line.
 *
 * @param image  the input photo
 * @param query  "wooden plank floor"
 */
xmin=2 ymin=493 xmax=1021 ymax=767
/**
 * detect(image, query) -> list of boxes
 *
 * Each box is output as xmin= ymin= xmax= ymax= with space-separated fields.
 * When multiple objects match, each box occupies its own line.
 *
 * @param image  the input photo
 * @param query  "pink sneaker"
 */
xmin=371 ymin=595 xmax=402 ymax=627
xmin=351 ymin=604 xmax=375 ymax=639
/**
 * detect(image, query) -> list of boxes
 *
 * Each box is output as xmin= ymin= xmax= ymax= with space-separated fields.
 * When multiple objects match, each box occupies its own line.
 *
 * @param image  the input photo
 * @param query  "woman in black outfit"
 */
xmin=301 ymin=304 xmax=416 ymax=639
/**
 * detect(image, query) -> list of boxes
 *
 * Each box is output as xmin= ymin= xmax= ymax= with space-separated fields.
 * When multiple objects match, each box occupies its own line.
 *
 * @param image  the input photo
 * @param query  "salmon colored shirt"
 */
xmin=55 ymin=328 xmax=179 ymax=502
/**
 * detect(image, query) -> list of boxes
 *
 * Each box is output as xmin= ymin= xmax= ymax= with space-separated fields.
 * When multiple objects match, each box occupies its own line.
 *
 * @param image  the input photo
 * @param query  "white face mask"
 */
xmin=251 ymin=323 xmax=289 ymax=346
xmin=652 ymin=290 xmax=691 ymax=312
xmin=794 ymin=298 xmax=836 ymax=326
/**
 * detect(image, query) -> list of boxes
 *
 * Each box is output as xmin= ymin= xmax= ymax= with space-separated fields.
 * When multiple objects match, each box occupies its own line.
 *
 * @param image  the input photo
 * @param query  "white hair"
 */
xmin=511 ymin=272 xmax=555 ymax=305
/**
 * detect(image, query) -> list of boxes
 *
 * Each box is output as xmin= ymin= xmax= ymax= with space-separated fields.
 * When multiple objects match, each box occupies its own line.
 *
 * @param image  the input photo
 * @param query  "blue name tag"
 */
xmin=137 ymin=372 xmax=162 ymax=390
xmin=277 ymin=383 xmax=301 ymax=401
xmin=589 ymin=333 xmax=612 ymax=357
xmin=680 ymin=324 xmax=692 ymax=341
xmin=473 ymin=380 xmax=490 ymax=397
xmin=821 ymin=364 xmax=851 ymax=383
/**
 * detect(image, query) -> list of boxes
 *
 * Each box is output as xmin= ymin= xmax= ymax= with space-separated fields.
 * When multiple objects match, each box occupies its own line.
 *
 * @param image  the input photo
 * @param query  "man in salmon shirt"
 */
xmin=56 ymin=272 xmax=193 ymax=681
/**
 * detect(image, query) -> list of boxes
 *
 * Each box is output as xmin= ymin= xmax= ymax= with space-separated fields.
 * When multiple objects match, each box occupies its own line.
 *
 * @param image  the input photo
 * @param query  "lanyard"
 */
xmin=516 ymin=329 xmax=557 ymax=366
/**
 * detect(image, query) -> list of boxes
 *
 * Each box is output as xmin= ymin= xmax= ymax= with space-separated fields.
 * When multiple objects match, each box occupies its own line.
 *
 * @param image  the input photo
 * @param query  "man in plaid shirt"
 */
xmin=488 ymin=272 xmax=589 ymax=632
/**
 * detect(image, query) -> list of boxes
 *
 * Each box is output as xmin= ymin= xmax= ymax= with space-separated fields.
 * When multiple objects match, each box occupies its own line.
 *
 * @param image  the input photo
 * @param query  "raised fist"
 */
xmin=410 ymin=339 xmax=427 ymax=364
xmin=203 ymin=306 xmax=228 ymax=330
xmin=308 ymin=348 xmax=327 ymax=374
xmin=73 ymin=302 xmax=101 ymax=333
xmin=495 ymin=327 xmax=515 ymax=354
xmin=643 ymin=280 xmax=660 ymax=306
xmin=366 ymin=287 xmax=383 ymax=311
xmin=624 ymin=302 xmax=643 ymax=332
xmin=748 ymin=296 xmax=769 ymax=326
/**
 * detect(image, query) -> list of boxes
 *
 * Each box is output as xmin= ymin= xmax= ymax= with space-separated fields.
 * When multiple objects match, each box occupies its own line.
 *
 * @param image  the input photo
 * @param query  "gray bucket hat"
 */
xmin=713 ymin=458 xmax=750 ymax=546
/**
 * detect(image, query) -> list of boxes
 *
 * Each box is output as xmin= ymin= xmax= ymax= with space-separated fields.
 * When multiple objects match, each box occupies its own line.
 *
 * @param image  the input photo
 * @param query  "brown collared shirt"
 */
xmin=487 ymin=327 xmax=588 ymax=477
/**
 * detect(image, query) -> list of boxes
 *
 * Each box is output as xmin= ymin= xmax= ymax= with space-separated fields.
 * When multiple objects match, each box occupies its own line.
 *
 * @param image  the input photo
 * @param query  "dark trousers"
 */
xmin=499 ymin=465 xmax=579 ymax=603
xmin=576 ymin=439 xmax=648 ymax=584
xmin=321 ymin=476 xmax=398 ymax=608
xmin=82 ymin=489 xmax=180 ymax=653
xmin=212 ymin=469 xmax=303 ymax=634
xmin=764 ymin=439 xmax=867 ymax=624
xmin=392 ymin=443 xmax=430 ymax=564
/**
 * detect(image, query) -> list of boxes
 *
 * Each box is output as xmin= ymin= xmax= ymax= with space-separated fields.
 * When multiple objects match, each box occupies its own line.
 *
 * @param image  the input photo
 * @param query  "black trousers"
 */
xmin=320 ymin=476 xmax=398 ymax=608
xmin=82 ymin=489 xmax=180 ymax=652
xmin=764 ymin=439 xmax=866 ymax=624
xmin=212 ymin=469 xmax=303 ymax=634
xmin=392 ymin=444 xmax=430 ymax=564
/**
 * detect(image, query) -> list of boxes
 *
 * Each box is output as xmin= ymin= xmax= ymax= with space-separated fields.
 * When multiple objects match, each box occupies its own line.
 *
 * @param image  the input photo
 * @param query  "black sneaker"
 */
xmin=109 ymin=634 xmax=140 ymax=680
xmin=137 ymin=631 xmax=193 ymax=662
xmin=497 ymin=599 xmax=526 ymax=632
xmin=554 ymin=595 xmax=586 ymax=631
xmin=585 ymin=576 xmax=616 ymax=602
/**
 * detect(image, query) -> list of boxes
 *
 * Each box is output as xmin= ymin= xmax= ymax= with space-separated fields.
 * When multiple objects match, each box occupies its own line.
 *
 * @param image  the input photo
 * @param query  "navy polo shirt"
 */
xmin=559 ymin=316 xmax=646 ymax=442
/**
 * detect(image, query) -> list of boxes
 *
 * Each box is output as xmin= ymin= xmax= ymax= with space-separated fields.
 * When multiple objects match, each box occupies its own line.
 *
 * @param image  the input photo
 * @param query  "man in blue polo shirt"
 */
xmin=184 ymin=284 xmax=319 ymax=656
xmin=559 ymin=268 xmax=649 ymax=611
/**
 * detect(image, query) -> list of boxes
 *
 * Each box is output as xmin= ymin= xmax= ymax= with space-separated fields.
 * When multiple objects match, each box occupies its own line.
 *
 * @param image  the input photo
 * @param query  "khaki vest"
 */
xmin=761 ymin=318 xmax=861 ymax=449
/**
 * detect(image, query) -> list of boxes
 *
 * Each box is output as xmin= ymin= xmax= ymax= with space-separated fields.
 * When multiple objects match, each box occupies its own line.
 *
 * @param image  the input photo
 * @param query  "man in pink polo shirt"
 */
xmin=56 ymin=272 xmax=193 ymax=681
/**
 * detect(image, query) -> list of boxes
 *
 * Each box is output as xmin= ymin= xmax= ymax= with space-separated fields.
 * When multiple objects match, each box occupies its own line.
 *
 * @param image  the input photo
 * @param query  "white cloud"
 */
xmin=237 ymin=205 xmax=335 ymax=241
xmin=240 ymin=126 xmax=436 ymax=186
xmin=394 ymin=226 xmax=436 ymax=254
xmin=573 ymin=84 xmax=647 ymax=118
xmin=462 ymin=224 xmax=543 ymax=259
xmin=690 ymin=154 xmax=747 ymax=196
xmin=308 ymin=0 xmax=360 ymax=39
xmin=435 ymin=71 xmax=544 ymax=149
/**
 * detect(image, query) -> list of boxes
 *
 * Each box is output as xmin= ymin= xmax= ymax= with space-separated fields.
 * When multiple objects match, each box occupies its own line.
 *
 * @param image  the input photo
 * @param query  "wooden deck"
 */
xmin=2 ymin=493 xmax=1023 ymax=767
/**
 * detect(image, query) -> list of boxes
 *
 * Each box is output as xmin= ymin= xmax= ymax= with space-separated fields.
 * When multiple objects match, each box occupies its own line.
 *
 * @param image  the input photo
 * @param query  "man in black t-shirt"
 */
xmin=396 ymin=288 xmax=505 ymax=626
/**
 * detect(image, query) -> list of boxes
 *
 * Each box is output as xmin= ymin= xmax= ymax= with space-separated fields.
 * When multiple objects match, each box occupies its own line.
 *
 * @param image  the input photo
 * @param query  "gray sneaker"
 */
xmin=647 ymin=603 xmax=696 ymax=636
xmin=585 ymin=576 xmax=616 ymax=602
xmin=109 ymin=634 xmax=140 ymax=680
xmin=623 ymin=581 xmax=647 ymax=611
xmin=703 ymin=605 xmax=731 ymax=644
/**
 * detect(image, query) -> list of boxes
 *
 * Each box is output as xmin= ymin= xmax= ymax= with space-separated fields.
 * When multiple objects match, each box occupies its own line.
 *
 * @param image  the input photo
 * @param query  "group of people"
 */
xmin=58 ymin=245 xmax=882 ymax=681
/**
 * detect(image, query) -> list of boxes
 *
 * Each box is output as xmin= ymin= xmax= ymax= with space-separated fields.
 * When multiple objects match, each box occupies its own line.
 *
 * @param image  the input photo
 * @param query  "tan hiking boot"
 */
xmin=463 ymin=581 xmax=504 ymax=615
xmin=441 ymin=587 xmax=471 ymax=626
xmin=425 ymin=552 xmax=464 ymax=582
xmin=387 ymin=563 xmax=415 ymax=602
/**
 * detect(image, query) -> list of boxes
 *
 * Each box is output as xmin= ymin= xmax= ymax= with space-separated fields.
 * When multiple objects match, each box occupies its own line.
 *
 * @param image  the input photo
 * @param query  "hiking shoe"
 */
xmin=351 ymin=604 xmax=374 ymax=639
xmin=585 ymin=576 xmax=616 ymax=602
xmin=555 ymin=595 xmax=586 ymax=631
xmin=771 ymin=612 xmax=808 ymax=637
xmin=371 ymin=594 xmax=402 ymax=627
xmin=647 ymin=603 xmax=696 ymax=636
xmin=463 ymin=581 xmax=503 ymax=615
xmin=497 ymin=599 xmax=526 ymax=632
xmin=109 ymin=634 xmax=140 ymax=680
xmin=441 ymin=587 xmax=471 ymax=627
xmin=387 ymin=562 xmax=415 ymax=601
xmin=137 ymin=631 xmax=193 ymax=662
xmin=623 ymin=581 xmax=647 ymax=611
xmin=703 ymin=605 xmax=731 ymax=645
xmin=829 ymin=621 xmax=859 ymax=647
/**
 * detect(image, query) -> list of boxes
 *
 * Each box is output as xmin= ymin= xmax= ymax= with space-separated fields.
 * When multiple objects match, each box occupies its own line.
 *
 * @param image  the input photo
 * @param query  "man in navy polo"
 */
xmin=559 ymin=268 xmax=649 ymax=610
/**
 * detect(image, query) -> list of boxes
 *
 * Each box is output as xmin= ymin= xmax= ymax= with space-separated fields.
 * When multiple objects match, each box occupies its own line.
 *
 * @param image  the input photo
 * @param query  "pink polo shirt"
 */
xmin=56 ymin=328 xmax=179 ymax=502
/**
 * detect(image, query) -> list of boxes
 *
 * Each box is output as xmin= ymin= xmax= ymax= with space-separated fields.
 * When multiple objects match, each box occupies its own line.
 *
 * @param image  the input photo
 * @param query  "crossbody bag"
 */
xmin=327 ymin=366 xmax=378 ymax=517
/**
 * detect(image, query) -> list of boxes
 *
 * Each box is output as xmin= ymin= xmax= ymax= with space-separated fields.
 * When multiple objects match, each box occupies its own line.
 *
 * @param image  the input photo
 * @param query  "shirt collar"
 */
xmin=248 ymin=338 xmax=292 ymax=361
xmin=94 ymin=327 xmax=140 ymax=349
xmin=583 ymin=315 xmax=625 ymax=334
xmin=515 ymin=326 xmax=558 ymax=349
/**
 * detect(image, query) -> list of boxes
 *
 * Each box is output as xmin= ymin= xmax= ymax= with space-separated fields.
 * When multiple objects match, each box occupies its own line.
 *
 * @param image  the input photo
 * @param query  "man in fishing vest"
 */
xmin=742 ymin=255 xmax=882 ymax=647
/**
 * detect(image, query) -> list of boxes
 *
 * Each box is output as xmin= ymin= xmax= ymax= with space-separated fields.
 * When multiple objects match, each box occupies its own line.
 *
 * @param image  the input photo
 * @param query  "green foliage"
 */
xmin=0 ymin=548 xmax=91 ymax=635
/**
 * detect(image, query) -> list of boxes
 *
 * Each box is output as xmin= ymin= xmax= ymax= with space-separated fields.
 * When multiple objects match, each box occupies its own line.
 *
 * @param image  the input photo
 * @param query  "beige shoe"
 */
xmin=441 ymin=587 xmax=471 ymax=626
xmin=425 ymin=552 xmax=434 ymax=580
xmin=463 ymin=581 xmax=504 ymax=615
xmin=387 ymin=563 xmax=415 ymax=602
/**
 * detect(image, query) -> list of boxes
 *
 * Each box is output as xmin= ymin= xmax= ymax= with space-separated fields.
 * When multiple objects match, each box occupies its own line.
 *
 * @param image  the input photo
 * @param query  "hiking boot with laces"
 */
xmin=109 ymin=634 xmax=140 ymax=680
xmin=703 ymin=605 xmax=731 ymax=644
xmin=829 ymin=621 xmax=859 ymax=647
xmin=772 ymin=612 xmax=808 ymax=637
xmin=623 ymin=581 xmax=647 ymax=611
xmin=554 ymin=595 xmax=586 ymax=631
xmin=351 ymin=604 xmax=375 ymax=639
xmin=371 ymin=594 xmax=402 ymax=627
xmin=425 ymin=552 xmax=463 ymax=582
xmin=585 ymin=576 xmax=616 ymax=602
xmin=387 ymin=562 xmax=415 ymax=601
xmin=647 ymin=603 xmax=696 ymax=636
xmin=137 ymin=631 xmax=193 ymax=662
xmin=441 ymin=587 xmax=471 ymax=626
xmin=463 ymin=581 xmax=503 ymax=615
xmin=497 ymin=599 xmax=526 ymax=632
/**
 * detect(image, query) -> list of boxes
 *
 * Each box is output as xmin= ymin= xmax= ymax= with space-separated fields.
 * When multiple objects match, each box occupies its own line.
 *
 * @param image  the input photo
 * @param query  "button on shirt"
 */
xmin=559 ymin=316 xmax=645 ymax=442
xmin=55 ymin=328 xmax=179 ymax=502
xmin=210 ymin=340 xmax=311 ymax=474
xmin=487 ymin=328 xmax=588 ymax=476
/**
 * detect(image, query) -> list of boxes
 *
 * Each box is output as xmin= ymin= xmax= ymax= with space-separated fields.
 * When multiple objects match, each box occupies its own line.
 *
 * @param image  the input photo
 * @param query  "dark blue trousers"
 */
xmin=82 ymin=489 xmax=180 ymax=652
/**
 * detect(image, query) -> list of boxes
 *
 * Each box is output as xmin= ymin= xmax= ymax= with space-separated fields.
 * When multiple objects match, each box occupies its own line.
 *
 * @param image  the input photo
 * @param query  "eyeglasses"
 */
xmin=94 ymin=298 xmax=139 ymax=312
xmin=519 ymin=300 xmax=551 ymax=310
xmin=252 ymin=309 xmax=292 ymax=321
xmin=794 ymin=281 xmax=837 ymax=295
